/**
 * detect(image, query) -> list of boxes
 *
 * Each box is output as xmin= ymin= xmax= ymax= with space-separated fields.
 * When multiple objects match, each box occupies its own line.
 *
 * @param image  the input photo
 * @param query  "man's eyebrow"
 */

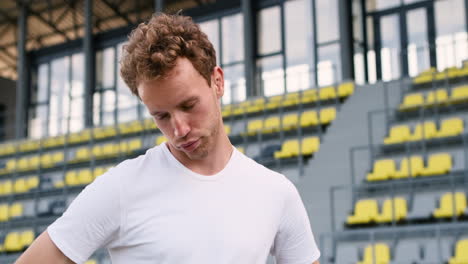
xmin=150 ymin=96 xmax=199 ymax=116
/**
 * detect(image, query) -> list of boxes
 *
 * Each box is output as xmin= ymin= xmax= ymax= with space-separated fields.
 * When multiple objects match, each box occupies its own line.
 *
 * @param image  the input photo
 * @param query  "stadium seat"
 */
xmin=42 ymin=135 xmax=65 ymax=148
xmin=435 ymin=118 xmax=464 ymax=138
xmin=9 ymin=203 xmax=23 ymax=219
xmin=0 ymin=204 xmax=9 ymax=222
xmin=221 ymin=104 xmax=232 ymax=117
xmin=144 ymin=118 xmax=157 ymax=130
xmin=384 ymin=125 xmax=411 ymax=144
xmin=266 ymin=95 xmax=283 ymax=110
xmin=301 ymin=137 xmax=320 ymax=156
xmin=449 ymin=239 xmax=468 ymax=264
xmin=247 ymin=119 xmax=263 ymax=136
xmin=433 ymin=192 xmax=467 ymax=218
xmin=54 ymin=180 xmax=65 ymax=189
xmin=426 ymin=89 xmax=449 ymax=106
xmin=85 ymin=259 xmax=98 ymax=264
xmin=16 ymin=158 xmax=29 ymax=171
xmin=347 ymin=199 xmax=379 ymax=225
xmin=18 ymin=140 xmax=40 ymax=152
xmin=375 ymin=197 xmax=407 ymax=223
xmin=262 ymin=116 xmax=280 ymax=134
xmin=319 ymin=107 xmax=336 ymax=124
xmin=420 ymin=153 xmax=452 ymax=176
xmin=281 ymin=113 xmax=299 ymax=131
xmin=338 ymin=81 xmax=354 ymax=98
xmin=367 ymin=159 xmax=396 ymax=181
xmin=283 ymin=92 xmax=299 ymax=107
xmin=301 ymin=89 xmax=318 ymax=104
xmin=78 ymin=169 xmax=93 ymax=185
xmin=4 ymin=231 xmax=22 ymax=252
xmin=246 ymin=98 xmax=265 ymax=113
xmin=93 ymin=166 xmax=106 ymax=179
xmin=236 ymin=146 xmax=245 ymax=154
xmin=274 ymin=140 xmax=299 ymax=159
xmin=0 ymin=142 xmax=16 ymax=156
xmin=408 ymin=121 xmax=437 ymax=141
xmin=100 ymin=143 xmax=119 ymax=158
xmin=319 ymin=86 xmax=337 ymax=100
xmin=127 ymin=138 xmax=143 ymax=153
xmin=93 ymin=126 xmax=117 ymax=139
xmin=450 ymin=85 xmax=468 ymax=104
xmin=20 ymin=230 xmax=35 ymax=250
xmin=74 ymin=147 xmax=91 ymax=162
xmin=224 ymin=125 xmax=231 ymax=135
xmin=119 ymin=120 xmax=144 ymax=135
xmin=300 ymin=110 xmax=319 ymax=127
xmin=358 ymin=243 xmax=390 ymax=264
xmin=2 ymin=180 xmax=12 ymax=196
xmin=399 ymin=93 xmax=424 ymax=111
xmin=65 ymin=171 xmax=80 ymax=186
xmin=393 ymin=156 xmax=424 ymax=179
xmin=13 ymin=178 xmax=28 ymax=194
xmin=156 ymin=136 xmax=167 ymax=145
xmin=68 ymin=129 xmax=91 ymax=144
xmin=27 ymin=176 xmax=39 ymax=191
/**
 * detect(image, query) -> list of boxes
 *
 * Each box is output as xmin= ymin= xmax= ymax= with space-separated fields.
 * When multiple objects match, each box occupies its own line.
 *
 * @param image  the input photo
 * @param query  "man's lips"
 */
xmin=178 ymin=139 xmax=200 ymax=151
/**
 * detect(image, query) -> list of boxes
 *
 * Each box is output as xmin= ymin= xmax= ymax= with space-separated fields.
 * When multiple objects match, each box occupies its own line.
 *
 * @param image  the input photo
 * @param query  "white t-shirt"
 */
xmin=48 ymin=143 xmax=320 ymax=264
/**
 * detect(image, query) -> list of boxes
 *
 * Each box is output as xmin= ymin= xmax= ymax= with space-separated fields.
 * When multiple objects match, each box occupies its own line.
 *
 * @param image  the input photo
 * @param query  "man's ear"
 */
xmin=211 ymin=66 xmax=224 ymax=99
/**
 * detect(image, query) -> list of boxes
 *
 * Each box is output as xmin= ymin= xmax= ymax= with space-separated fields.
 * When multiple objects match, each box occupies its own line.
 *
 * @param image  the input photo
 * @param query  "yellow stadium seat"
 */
xmin=319 ymin=86 xmax=337 ymax=100
xmin=262 ymin=116 xmax=280 ymax=134
xmin=358 ymin=243 xmax=390 ymax=264
xmin=119 ymin=141 xmax=129 ymax=154
xmin=222 ymin=104 xmax=232 ymax=117
xmin=40 ymin=154 xmax=54 ymax=168
xmin=144 ymin=118 xmax=157 ymax=130
xmin=27 ymin=176 xmax=39 ymax=190
xmin=246 ymin=98 xmax=265 ymax=113
xmin=399 ymin=93 xmax=424 ymax=111
xmin=247 ymin=119 xmax=263 ymax=136
xmin=301 ymin=137 xmax=320 ymax=156
xmin=274 ymin=140 xmax=299 ymax=159
xmin=28 ymin=155 xmax=40 ymax=170
xmin=19 ymin=140 xmax=40 ymax=152
xmin=85 ymin=259 xmax=98 ymax=264
xmin=319 ymin=107 xmax=336 ymax=124
xmin=78 ymin=169 xmax=93 ymax=185
xmin=450 ymin=85 xmax=468 ymax=104
xmin=54 ymin=180 xmax=65 ymax=189
xmin=436 ymin=118 xmax=464 ymax=138
xmin=266 ymin=95 xmax=283 ymax=110
xmin=0 ymin=143 xmax=16 ymax=156
xmin=384 ymin=125 xmax=411 ymax=145
xmin=283 ymin=92 xmax=299 ymax=107
xmin=2 ymin=180 xmax=12 ymax=196
xmin=233 ymin=101 xmax=250 ymax=115
xmin=433 ymin=192 xmax=467 ymax=218
xmin=421 ymin=153 xmax=452 ymax=176
xmin=300 ymin=110 xmax=319 ymax=127
xmin=301 ymin=89 xmax=318 ymax=104
xmin=367 ymin=159 xmax=396 ymax=181
xmin=9 ymin=203 xmax=23 ymax=219
xmin=13 ymin=178 xmax=28 ymax=194
xmin=74 ymin=147 xmax=91 ymax=162
xmin=16 ymin=158 xmax=29 ymax=171
xmin=20 ymin=230 xmax=35 ymax=250
xmin=426 ymin=89 xmax=449 ymax=106
xmin=408 ymin=121 xmax=437 ymax=141
xmin=68 ymin=129 xmax=91 ymax=144
xmin=42 ymin=135 xmax=65 ymax=148
xmin=93 ymin=167 xmax=106 ymax=179
xmin=156 ymin=135 xmax=167 ymax=145
xmin=128 ymin=139 xmax=142 ymax=153
xmin=93 ymin=126 xmax=117 ymax=139
xmin=100 ymin=143 xmax=119 ymax=158
xmin=393 ymin=156 xmax=424 ymax=179
xmin=282 ymin=113 xmax=299 ymax=131
xmin=91 ymin=145 xmax=103 ymax=158
xmin=224 ymin=125 xmax=231 ymax=135
xmin=236 ymin=146 xmax=245 ymax=154
xmin=0 ymin=204 xmax=9 ymax=222
xmin=65 ymin=171 xmax=80 ymax=186
xmin=347 ymin=199 xmax=379 ymax=225
xmin=4 ymin=231 xmax=22 ymax=252
xmin=338 ymin=82 xmax=354 ymax=98
xmin=449 ymin=239 xmax=468 ymax=264
xmin=375 ymin=197 xmax=407 ymax=223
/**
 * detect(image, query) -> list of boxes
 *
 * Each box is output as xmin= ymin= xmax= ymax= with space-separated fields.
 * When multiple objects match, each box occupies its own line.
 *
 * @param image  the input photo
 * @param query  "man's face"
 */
xmin=137 ymin=57 xmax=224 ymax=161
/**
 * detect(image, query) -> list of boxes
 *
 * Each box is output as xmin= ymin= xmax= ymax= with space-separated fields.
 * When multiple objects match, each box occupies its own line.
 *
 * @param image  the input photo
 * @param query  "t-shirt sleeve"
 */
xmin=270 ymin=180 xmax=321 ymax=264
xmin=47 ymin=168 xmax=122 ymax=264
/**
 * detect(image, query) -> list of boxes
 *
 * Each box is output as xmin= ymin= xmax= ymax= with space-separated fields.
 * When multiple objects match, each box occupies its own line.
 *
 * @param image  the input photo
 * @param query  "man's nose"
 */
xmin=172 ymin=113 xmax=190 ymax=138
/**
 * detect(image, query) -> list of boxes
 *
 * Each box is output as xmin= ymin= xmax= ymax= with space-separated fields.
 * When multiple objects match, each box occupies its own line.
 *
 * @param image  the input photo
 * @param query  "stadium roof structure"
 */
xmin=0 ymin=0 xmax=218 ymax=80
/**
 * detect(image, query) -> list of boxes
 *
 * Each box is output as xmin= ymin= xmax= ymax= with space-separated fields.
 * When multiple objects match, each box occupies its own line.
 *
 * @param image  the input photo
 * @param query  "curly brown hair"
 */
xmin=120 ymin=13 xmax=217 ymax=97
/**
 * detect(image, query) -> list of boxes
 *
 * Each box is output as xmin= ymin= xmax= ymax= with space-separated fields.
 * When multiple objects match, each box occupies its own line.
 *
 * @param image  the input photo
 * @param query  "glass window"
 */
xmin=407 ymin=8 xmax=430 ymax=76
xmin=200 ymin=19 xmax=220 ymax=66
xmin=285 ymin=0 xmax=314 ymax=91
xmin=70 ymin=53 xmax=85 ymax=132
xmin=380 ymin=14 xmax=401 ymax=81
xmin=435 ymin=0 xmax=467 ymax=69
xmin=222 ymin=13 xmax=244 ymax=64
xmin=28 ymin=105 xmax=47 ymax=139
xmin=316 ymin=0 xmax=339 ymax=43
xmin=117 ymin=42 xmax=138 ymax=123
xmin=258 ymin=6 xmax=281 ymax=55
xmin=223 ymin=64 xmax=246 ymax=104
xmin=317 ymin=44 xmax=341 ymax=86
xmin=366 ymin=0 xmax=400 ymax=12
xmin=50 ymin=56 xmax=70 ymax=136
xmin=37 ymin=64 xmax=49 ymax=103
xmin=258 ymin=55 xmax=285 ymax=97
xmin=96 ymin=47 xmax=115 ymax=89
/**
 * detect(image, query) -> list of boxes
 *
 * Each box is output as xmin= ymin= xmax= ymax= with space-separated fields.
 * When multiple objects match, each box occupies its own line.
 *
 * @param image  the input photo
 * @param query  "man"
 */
xmin=15 ymin=13 xmax=320 ymax=264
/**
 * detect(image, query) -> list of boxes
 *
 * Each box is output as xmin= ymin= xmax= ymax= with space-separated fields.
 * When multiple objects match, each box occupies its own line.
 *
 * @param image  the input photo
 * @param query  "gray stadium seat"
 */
xmin=423 ymin=238 xmax=452 ymax=263
xmin=335 ymin=243 xmax=359 ymax=264
xmin=407 ymin=193 xmax=436 ymax=220
xmin=390 ymin=240 xmax=421 ymax=264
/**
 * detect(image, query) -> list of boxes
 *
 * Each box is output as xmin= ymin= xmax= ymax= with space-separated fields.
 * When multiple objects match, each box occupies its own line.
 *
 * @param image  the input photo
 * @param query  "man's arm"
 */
xmin=15 ymin=231 xmax=74 ymax=264
xmin=313 ymin=261 xmax=320 ymax=264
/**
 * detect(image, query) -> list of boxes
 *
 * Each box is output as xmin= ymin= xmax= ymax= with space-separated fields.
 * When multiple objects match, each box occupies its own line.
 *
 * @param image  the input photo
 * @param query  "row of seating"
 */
xmin=347 ymin=192 xmax=467 ymax=225
xmin=0 ymin=202 xmax=24 ymax=222
xmin=57 ymin=166 xmax=110 ymax=188
xmin=0 ymin=230 xmax=34 ymax=253
xmin=274 ymin=137 xmax=320 ymax=159
xmin=244 ymin=107 xmax=336 ymax=136
xmin=222 ymin=82 xmax=353 ymax=117
xmin=399 ymin=85 xmax=468 ymax=111
xmin=384 ymin=117 xmax=463 ymax=145
xmin=367 ymin=152 xmax=452 ymax=181
xmin=0 ymin=176 xmax=39 ymax=196
xmin=412 ymin=64 xmax=468 ymax=85
xmin=70 ymin=138 xmax=142 ymax=163
xmin=0 ymin=152 xmax=65 ymax=175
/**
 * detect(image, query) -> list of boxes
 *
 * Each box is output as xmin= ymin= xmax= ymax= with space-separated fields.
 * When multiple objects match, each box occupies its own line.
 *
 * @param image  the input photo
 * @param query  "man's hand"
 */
xmin=15 ymin=231 xmax=74 ymax=264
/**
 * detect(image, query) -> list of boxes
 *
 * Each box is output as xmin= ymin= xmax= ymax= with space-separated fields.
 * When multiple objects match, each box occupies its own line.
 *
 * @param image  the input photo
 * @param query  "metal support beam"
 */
xmin=242 ymin=0 xmax=258 ymax=97
xmin=101 ymin=0 xmax=133 ymax=24
xmin=84 ymin=0 xmax=95 ymax=127
xmin=29 ymin=9 xmax=71 ymax=42
xmin=155 ymin=0 xmax=164 ymax=13
xmin=338 ymin=0 xmax=354 ymax=81
xmin=15 ymin=2 xmax=28 ymax=139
